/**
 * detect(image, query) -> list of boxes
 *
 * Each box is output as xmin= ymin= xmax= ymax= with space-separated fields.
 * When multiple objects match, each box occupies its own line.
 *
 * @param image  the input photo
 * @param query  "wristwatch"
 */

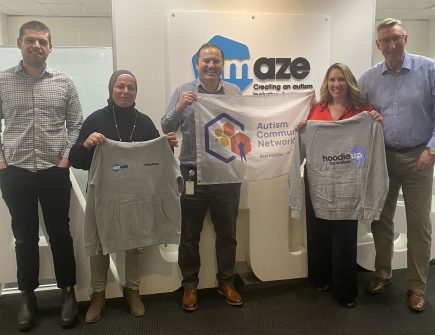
xmin=426 ymin=147 xmax=435 ymax=155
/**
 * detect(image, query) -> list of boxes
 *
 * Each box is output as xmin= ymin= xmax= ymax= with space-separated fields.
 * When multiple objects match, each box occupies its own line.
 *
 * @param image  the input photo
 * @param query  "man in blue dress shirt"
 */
xmin=358 ymin=18 xmax=435 ymax=312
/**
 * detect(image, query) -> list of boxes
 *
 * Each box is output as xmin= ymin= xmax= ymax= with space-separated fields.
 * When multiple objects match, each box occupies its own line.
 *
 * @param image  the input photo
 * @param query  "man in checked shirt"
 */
xmin=0 ymin=21 xmax=83 ymax=331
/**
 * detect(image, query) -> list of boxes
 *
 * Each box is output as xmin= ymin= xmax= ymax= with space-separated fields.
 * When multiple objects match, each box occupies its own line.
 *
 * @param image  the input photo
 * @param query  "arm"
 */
xmin=161 ymin=85 xmax=196 ymax=133
xmin=295 ymin=120 xmax=307 ymax=130
xmin=69 ymin=116 xmax=99 ymax=171
xmin=0 ymin=96 xmax=6 ymax=169
xmin=288 ymin=131 xmax=304 ymax=219
xmin=165 ymin=132 xmax=178 ymax=147
xmin=296 ymin=103 xmax=317 ymax=129
xmin=368 ymin=110 xmax=383 ymax=122
xmin=357 ymin=74 xmax=369 ymax=105
xmin=147 ymin=115 xmax=161 ymax=139
xmin=143 ymin=114 xmax=178 ymax=147
xmin=416 ymin=63 xmax=435 ymax=172
xmin=416 ymin=149 xmax=435 ymax=172
xmin=61 ymin=79 xmax=84 ymax=166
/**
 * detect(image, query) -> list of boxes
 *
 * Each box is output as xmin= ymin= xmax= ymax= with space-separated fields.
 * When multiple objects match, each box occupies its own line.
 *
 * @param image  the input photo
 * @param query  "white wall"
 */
xmin=113 ymin=0 xmax=375 ymax=131
xmin=5 ymin=16 xmax=112 ymax=47
xmin=430 ymin=19 xmax=435 ymax=59
xmin=112 ymin=0 xmax=376 ymax=293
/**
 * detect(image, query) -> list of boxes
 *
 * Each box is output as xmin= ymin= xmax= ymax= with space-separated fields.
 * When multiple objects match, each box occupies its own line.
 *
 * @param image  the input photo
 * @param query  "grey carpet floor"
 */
xmin=1 ymin=267 xmax=435 ymax=335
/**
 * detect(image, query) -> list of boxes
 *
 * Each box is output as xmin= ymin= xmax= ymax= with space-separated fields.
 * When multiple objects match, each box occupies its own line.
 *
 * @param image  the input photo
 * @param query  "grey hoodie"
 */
xmin=85 ymin=136 xmax=183 ymax=256
xmin=289 ymin=112 xmax=389 ymax=220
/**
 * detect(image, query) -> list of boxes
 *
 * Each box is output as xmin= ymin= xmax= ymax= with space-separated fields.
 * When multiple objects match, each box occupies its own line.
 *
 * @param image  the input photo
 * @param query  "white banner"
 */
xmin=195 ymin=90 xmax=314 ymax=184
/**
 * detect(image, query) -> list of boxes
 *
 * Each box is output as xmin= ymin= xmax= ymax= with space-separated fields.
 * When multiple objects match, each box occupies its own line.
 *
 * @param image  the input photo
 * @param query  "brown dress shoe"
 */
xmin=407 ymin=290 xmax=425 ymax=312
xmin=182 ymin=288 xmax=198 ymax=311
xmin=217 ymin=285 xmax=243 ymax=306
xmin=367 ymin=276 xmax=392 ymax=294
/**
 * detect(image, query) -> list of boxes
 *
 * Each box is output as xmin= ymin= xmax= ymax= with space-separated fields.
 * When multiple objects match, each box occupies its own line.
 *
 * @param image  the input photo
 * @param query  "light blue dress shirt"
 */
xmin=358 ymin=51 xmax=435 ymax=148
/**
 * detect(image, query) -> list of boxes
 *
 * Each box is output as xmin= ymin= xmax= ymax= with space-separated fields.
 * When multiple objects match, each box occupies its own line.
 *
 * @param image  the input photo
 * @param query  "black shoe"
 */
xmin=17 ymin=291 xmax=37 ymax=331
xmin=338 ymin=298 xmax=357 ymax=308
xmin=317 ymin=284 xmax=331 ymax=292
xmin=60 ymin=286 xmax=78 ymax=328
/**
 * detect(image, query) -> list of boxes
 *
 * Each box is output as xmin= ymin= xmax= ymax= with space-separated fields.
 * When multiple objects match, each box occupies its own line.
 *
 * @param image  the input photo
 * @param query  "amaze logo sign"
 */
xmin=322 ymin=146 xmax=367 ymax=166
xmin=191 ymin=35 xmax=311 ymax=93
xmin=204 ymin=113 xmax=251 ymax=163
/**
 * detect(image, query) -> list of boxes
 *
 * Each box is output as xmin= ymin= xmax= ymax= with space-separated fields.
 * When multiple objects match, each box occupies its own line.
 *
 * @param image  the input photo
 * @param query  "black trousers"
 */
xmin=178 ymin=165 xmax=240 ymax=288
xmin=305 ymin=174 xmax=358 ymax=302
xmin=0 ymin=166 xmax=76 ymax=291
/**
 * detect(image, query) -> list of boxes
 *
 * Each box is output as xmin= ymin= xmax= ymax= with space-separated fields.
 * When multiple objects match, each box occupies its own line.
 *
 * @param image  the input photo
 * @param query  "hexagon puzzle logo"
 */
xmin=192 ymin=35 xmax=252 ymax=92
xmin=204 ymin=113 xmax=251 ymax=163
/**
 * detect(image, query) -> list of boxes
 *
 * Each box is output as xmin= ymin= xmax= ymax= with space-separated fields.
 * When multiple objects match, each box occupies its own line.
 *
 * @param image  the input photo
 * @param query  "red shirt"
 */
xmin=307 ymin=102 xmax=372 ymax=121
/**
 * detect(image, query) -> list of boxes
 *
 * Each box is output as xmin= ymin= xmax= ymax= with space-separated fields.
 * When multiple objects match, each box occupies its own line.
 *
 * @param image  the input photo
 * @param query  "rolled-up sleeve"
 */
xmin=161 ymin=86 xmax=183 ymax=134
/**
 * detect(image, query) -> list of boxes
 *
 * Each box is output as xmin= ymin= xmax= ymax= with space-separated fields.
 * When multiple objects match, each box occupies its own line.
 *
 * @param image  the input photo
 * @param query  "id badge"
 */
xmin=185 ymin=181 xmax=194 ymax=195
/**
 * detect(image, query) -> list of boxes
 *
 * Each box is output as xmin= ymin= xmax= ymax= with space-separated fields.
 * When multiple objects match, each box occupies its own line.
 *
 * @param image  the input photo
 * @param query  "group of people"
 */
xmin=0 ymin=17 xmax=433 ymax=332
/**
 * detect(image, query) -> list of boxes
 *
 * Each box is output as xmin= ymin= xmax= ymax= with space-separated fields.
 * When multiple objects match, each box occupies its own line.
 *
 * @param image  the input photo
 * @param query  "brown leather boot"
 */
xmin=217 ymin=285 xmax=243 ymax=306
xmin=124 ymin=287 xmax=145 ymax=317
xmin=85 ymin=291 xmax=105 ymax=323
xmin=182 ymin=288 xmax=198 ymax=311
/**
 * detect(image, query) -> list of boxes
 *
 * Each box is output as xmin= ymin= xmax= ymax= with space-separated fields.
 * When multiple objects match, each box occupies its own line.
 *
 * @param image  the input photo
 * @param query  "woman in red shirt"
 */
xmin=299 ymin=63 xmax=382 ymax=308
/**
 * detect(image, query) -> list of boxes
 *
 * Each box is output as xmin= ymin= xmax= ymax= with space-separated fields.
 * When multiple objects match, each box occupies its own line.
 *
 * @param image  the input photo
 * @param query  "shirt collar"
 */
xmin=320 ymin=101 xmax=355 ymax=117
xmin=15 ymin=61 xmax=53 ymax=77
xmin=196 ymin=78 xmax=224 ymax=94
xmin=381 ymin=51 xmax=411 ymax=74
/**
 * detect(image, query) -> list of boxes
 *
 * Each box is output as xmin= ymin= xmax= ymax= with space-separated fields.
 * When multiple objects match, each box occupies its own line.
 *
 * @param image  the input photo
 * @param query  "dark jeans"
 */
xmin=305 ymin=173 xmax=358 ymax=302
xmin=0 ymin=166 xmax=76 ymax=291
xmin=179 ymin=164 xmax=240 ymax=288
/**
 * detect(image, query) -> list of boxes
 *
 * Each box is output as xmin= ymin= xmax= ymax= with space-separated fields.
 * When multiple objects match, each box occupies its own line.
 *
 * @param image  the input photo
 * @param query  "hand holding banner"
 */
xmin=195 ymin=90 xmax=315 ymax=184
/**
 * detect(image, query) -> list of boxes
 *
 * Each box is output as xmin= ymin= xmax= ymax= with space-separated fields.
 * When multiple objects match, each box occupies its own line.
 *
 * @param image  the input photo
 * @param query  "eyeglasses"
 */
xmin=377 ymin=35 xmax=406 ymax=45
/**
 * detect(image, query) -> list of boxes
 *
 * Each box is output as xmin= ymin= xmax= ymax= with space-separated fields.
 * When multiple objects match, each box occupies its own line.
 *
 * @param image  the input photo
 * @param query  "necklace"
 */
xmin=112 ymin=106 xmax=137 ymax=142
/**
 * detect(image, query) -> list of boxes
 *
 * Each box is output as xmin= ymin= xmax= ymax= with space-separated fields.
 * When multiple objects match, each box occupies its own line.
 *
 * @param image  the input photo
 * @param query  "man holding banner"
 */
xmin=161 ymin=43 xmax=243 ymax=311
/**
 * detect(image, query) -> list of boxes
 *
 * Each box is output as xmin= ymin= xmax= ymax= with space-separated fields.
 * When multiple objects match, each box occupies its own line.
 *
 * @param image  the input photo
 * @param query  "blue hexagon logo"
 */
xmin=204 ymin=113 xmax=251 ymax=163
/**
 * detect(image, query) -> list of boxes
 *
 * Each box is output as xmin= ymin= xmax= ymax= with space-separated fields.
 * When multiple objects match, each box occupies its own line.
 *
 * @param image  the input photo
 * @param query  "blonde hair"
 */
xmin=319 ymin=63 xmax=363 ymax=107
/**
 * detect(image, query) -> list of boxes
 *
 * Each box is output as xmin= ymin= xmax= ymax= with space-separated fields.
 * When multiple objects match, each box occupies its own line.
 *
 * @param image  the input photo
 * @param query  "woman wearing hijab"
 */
xmin=69 ymin=70 xmax=177 ymax=323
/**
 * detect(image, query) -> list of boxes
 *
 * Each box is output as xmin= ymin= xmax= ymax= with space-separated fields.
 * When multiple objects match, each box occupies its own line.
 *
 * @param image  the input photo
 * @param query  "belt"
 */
xmin=385 ymin=143 xmax=426 ymax=153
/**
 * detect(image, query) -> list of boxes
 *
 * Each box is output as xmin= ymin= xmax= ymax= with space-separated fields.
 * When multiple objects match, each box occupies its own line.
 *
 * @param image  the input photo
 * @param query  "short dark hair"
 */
xmin=195 ymin=42 xmax=224 ymax=63
xmin=18 ymin=20 xmax=51 ymax=43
